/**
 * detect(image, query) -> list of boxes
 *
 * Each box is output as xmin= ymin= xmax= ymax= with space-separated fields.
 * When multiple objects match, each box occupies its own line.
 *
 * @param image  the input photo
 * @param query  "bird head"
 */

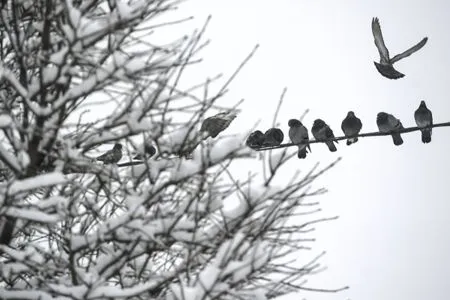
xmin=419 ymin=100 xmax=427 ymax=108
xmin=313 ymin=119 xmax=325 ymax=127
xmin=347 ymin=111 xmax=355 ymax=117
xmin=113 ymin=143 xmax=123 ymax=150
xmin=376 ymin=112 xmax=388 ymax=123
xmin=288 ymin=119 xmax=302 ymax=127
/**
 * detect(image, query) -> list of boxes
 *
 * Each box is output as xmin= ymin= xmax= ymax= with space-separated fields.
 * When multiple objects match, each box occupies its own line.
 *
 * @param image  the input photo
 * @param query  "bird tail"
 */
xmin=326 ymin=141 xmax=337 ymax=152
xmin=392 ymin=133 xmax=403 ymax=146
xmin=297 ymin=146 xmax=307 ymax=159
xmin=421 ymin=129 xmax=431 ymax=143
xmin=346 ymin=137 xmax=358 ymax=146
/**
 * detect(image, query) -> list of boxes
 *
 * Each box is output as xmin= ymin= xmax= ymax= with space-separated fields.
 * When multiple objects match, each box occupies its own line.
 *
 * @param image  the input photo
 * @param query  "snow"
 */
xmin=196 ymin=265 xmax=220 ymax=295
xmin=17 ymin=150 xmax=30 ymax=169
xmin=0 ymin=290 xmax=56 ymax=300
xmin=117 ymin=0 xmax=134 ymax=19
xmin=2 ymin=207 xmax=60 ymax=223
xmin=158 ymin=127 xmax=199 ymax=155
xmin=49 ymin=47 xmax=69 ymax=65
xmin=0 ymin=145 xmax=21 ymax=173
xmin=215 ymin=233 xmax=246 ymax=264
xmin=0 ymin=114 xmax=12 ymax=127
xmin=170 ymin=285 xmax=197 ymax=300
xmin=222 ymin=198 xmax=248 ymax=219
xmin=8 ymin=172 xmax=67 ymax=195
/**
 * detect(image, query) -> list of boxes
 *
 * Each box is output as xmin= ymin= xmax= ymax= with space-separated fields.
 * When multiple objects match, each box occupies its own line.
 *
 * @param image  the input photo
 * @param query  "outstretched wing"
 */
xmin=390 ymin=37 xmax=428 ymax=64
xmin=201 ymin=112 xmax=237 ymax=138
xmin=372 ymin=17 xmax=390 ymax=64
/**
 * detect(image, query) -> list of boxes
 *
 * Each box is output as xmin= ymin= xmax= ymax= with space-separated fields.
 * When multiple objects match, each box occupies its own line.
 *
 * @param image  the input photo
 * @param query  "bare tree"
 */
xmin=0 ymin=1 xmax=344 ymax=299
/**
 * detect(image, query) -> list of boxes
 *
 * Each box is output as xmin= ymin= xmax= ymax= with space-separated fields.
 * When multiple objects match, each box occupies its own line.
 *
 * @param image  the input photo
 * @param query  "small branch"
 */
xmin=256 ymin=122 xmax=450 ymax=151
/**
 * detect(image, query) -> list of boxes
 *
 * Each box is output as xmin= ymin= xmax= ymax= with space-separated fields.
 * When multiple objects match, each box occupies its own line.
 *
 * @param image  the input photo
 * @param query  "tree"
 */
xmin=0 ymin=1 xmax=344 ymax=299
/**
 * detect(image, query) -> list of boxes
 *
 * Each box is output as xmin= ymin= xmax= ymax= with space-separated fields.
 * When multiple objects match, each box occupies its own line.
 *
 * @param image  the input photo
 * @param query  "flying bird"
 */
xmin=311 ymin=119 xmax=338 ymax=152
xmin=246 ymin=130 xmax=265 ymax=149
xmin=200 ymin=112 xmax=237 ymax=139
xmin=341 ymin=111 xmax=363 ymax=145
xmin=134 ymin=144 xmax=157 ymax=160
xmin=372 ymin=17 xmax=428 ymax=79
xmin=262 ymin=128 xmax=284 ymax=147
xmin=376 ymin=112 xmax=404 ymax=145
xmin=96 ymin=143 xmax=123 ymax=164
xmin=288 ymin=119 xmax=311 ymax=159
xmin=414 ymin=100 xmax=433 ymax=143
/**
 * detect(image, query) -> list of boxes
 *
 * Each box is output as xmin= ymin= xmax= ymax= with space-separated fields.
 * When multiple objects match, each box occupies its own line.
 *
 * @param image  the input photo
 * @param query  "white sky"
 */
xmin=156 ymin=0 xmax=450 ymax=299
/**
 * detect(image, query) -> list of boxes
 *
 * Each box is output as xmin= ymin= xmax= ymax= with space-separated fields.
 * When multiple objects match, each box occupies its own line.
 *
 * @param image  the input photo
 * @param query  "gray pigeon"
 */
xmin=311 ymin=119 xmax=337 ymax=152
xmin=288 ymin=119 xmax=311 ymax=159
xmin=414 ymin=100 xmax=433 ymax=143
xmin=376 ymin=112 xmax=404 ymax=145
xmin=200 ymin=112 xmax=237 ymax=139
xmin=96 ymin=143 xmax=123 ymax=164
xmin=341 ymin=111 xmax=363 ymax=146
xmin=372 ymin=17 xmax=428 ymax=79
xmin=246 ymin=130 xmax=265 ymax=149
xmin=262 ymin=128 xmax=284 ymax=147
xmin=134 ymin=144 xmax=156 ymax=160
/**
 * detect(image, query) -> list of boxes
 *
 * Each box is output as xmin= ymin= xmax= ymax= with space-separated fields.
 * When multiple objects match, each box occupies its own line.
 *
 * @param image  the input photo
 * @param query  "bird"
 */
xmin=200 ymin=112 xmax=237 ymax=139
xmin=96 ymin=143 xmax=123 ymax=164
xmin=371 ymin=17 xmax=428 ymax=79
xmin=376 ymin=112 xmax=404 ymax=146
xmin=262 ymin=128 xmax=284 ymax=147
xmin=311 ymin=119 xmax=337 ymax=152
xmin=414 ymin=100 xmax=433 ymax=143
xmin=246 ymin=130 xmax=265 ymax=149
xmin=341 ymin=111 xmax=363 ymax=146
xmin=288 ymin=119 xmax=311 ymax=159
xmin=133 ymin=144 xmax=156 ymax=160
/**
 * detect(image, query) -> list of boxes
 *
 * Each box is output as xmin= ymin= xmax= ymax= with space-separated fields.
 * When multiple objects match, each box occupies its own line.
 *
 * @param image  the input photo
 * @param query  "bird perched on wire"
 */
xmin=311 ymin=119 xmax=338 ymax=152
xmin=341 ymin=111 xmax=363 ymax=146
xmin=371 ymin=17 xmax=428 ymax=79
xmin=414 ymin=101 xmax=433 ymax=143
xmin=96 ymin=143 xmax=123 ymax=164
xmin=133 ymin=144 xmax=157 ymax=160
xmin=288 ymin=119 xmax=311 ymax=159
xmin=246 ymin=130 xmax=265 ymax=149
xmin=262 ymin=128 xmax=284 ymax=147
xmin=376 ymin=112 xmax=404 ymax=146
xmin=200 ymin=112 xmax=237 ymax=140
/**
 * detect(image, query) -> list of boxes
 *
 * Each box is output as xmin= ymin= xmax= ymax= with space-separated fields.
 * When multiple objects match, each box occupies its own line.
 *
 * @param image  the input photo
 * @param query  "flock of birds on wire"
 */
xmin=95 ymin=17 xmax=432 ymax=164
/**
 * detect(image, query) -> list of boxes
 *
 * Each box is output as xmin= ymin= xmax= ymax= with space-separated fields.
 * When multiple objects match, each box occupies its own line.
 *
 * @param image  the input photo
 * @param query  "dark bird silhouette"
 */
xmin=246 ymin=130 xmax=265 ymax=149
xmin=376 ymin=112 xmax=404 ymax=145
xmin=96 ymin=143 xmax=123 ymax=164
xmin=262 ymin=128 xmax=284 ymax=147
xmin=311 ymin=119 xmax=338 ymax=152
xmin=200 ymin=112 xmax=237 ymax=139
xmin=372 ymin=17 xmax=428 ymax=79
xmin=288 ymin=119 xmax=311 ymax=159
xmin=414 ymin=100 xmax=433 ymax=143
xmin=134 ymin=144 xmax=156 ymax=160
xmin=341 ymin=111 xmax=363 ymax=145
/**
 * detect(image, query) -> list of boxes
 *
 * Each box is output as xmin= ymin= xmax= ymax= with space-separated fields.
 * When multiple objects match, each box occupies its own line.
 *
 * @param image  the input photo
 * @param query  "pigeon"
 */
xmin=414 ymin=100 xmax=433 ymax=143
xmin=96 ymin=143 xmax=123 ymax=164
xmin=311 ymin=119 xmax=337 ymax=152
xmin=246 ymin=130 xmax=265 ymax=149
xmin=262 ymin=128 xmax=284 ymax=147
xmin=288 ymin=119 xmax=311 ymax=159
xmin=200 ymin=112 xmax=237 ymax=139
xmin=134 ymin=144 xmax=156 ymax=160
xmin=341 ymin=111 xmax=363 ymax=146
xmin=376 ymin=112 xmax=404 ymax=145
xmin=372 ymin=17 xmax=428 ymax=79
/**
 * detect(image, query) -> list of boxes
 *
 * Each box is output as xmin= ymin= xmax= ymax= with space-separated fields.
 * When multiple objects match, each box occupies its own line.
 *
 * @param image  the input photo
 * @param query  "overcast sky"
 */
xmin=162 ymin=0 xmax=450 ymax=299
